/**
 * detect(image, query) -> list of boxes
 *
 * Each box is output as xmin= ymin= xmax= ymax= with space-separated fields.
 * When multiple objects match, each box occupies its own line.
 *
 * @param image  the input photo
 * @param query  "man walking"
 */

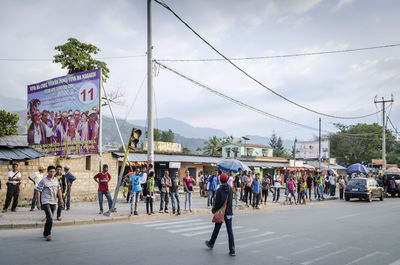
xmin=55 ymin=165 xmax=66 ymax=221
xmin=93 ymin=164 xmax=112 ymax=214
xmin=36 ymin=165 xmax=64 ymax=241
xmin=64 ymin=166 xmax=75 ymax=210
xmin=28 ymin=166 xmax=45 ymax=211
xmin=3 ymin=163 xmax=22 ymax=212
xmin=205 ymin=173 xmax=235 ymax=256
xmin=170 ymin=171 xmax=181 ymax=215
xmin=160 ymin=171 xmax=171 ymax=213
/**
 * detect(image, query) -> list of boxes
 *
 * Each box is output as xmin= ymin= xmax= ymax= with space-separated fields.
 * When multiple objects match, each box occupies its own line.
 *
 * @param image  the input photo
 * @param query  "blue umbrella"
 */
xmin=217 ymin=159 xmax=251 ymax=173
xmin=346 ymin=163 xmax=369 ymax=174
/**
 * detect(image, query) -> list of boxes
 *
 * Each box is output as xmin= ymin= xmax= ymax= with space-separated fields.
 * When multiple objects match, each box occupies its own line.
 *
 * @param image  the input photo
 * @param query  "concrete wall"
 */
xmin=0 ymin=152 xmax=119 ymax=206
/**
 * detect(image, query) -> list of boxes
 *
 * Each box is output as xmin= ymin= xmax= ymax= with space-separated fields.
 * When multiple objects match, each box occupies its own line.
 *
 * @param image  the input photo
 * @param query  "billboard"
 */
xmin=295 ymin=141 xmax=329 ymax=160
xmin=27 ymin=69 xmax=101 ymax=155
xmin=142 ymin=141 xmax=183 ymax=153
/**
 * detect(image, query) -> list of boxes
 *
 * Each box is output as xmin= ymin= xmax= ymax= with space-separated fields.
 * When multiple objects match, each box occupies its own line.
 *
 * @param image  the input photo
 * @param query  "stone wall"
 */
xmin=0 ymin=152 xmax=120 ymax=206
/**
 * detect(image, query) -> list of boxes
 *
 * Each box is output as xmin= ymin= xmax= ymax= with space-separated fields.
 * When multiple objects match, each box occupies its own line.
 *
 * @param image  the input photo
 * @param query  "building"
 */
xmin=222 ymin=143 xmax=273 ymax=159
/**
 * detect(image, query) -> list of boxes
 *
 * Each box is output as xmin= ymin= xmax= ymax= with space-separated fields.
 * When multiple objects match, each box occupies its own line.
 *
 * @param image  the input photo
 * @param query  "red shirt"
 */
xmin=94 ymin=172 xmax=111 ymax=192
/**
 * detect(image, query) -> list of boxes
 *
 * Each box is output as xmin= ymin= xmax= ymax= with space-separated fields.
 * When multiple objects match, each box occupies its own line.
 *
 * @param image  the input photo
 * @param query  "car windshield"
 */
xmin=348 ymin=179 xmax=366 ymax=186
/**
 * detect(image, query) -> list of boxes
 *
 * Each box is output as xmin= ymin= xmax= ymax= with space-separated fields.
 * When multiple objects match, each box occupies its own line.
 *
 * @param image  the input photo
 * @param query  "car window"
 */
xmin=348 ymin=179 xmax=366 ymax=186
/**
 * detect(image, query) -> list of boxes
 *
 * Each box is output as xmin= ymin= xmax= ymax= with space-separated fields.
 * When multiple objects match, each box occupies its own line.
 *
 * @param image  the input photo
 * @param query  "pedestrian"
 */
xmin=272 ymin=171 xmax=281 ymax=203
xmin=126 ymin=172 xmax=132 ymax=204
xmin=35 ymin=165 xmax=64 ymax=241
xmin=205 ymin=173 xmax=235 ymax=256
xmin=140 ymin=165 xmax=148 ymax=201
xmin=127 ymin=168 xmax=142 ymax=216
xmin=227 ymin=170 xmax=234 ymax=188
xmin=299 ymin=178 xmax=307 ymax=205
xmin=287 ymin=175 xmax=297 ymax=205
xmin=93 ymin=164 xmax=112 ymax=214
xmin=252 ymin=173 xmax=261 ymax=209
xmin=244 ymin=171 xmax=253 ymax=207
xmin=306 ymin=173 xmax=313 ymax=201
xmin=28 ymin=166 xmax=45 ymax=211
xmin=63 ymin=166 xmax=75 ymax=210
xmin=338 ymin=176 xmax=346 ymax=200
xmin=318 ymin=173 xmax=325 ymax=200
xmin=159 ymin=170 xmax=171 ymax=214
xmin=261 ymin=174 xmax=270 ymax=204
xmin=233 ymin=169 xmax=242 ymax=207
xmin=54 ymin=165 xmax=66 ymax=221
xmin=146 ymin=171 xmax=155 ymax=215
xmin=329 ymin=174 xmax=336 ymax=197
xmin=199 ymin=171 xmax=205 ymax=197
xmin=183 ymin=170 xmax=194 ymax=212
xmin=207 ymin=171 xmax=217 ymax=208
xmin=241 ymin=170 xmax=246 ymax=201
xmin=170 ymin=171 xmax=181 ymax=215
xmin=2 ymin=163 xmax=22 ymax=213
xmin=296 ymin=175 xmax=302 ymax=204
xmin=203 ymin=171 xmax=209 ymax=198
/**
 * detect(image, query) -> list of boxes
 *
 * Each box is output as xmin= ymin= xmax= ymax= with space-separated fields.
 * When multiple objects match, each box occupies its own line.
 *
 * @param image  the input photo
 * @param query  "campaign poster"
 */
xmin=295 ymin=140 xmax=329 ymax=160
xmin=27 ymin=69 xmax=101 ymax=155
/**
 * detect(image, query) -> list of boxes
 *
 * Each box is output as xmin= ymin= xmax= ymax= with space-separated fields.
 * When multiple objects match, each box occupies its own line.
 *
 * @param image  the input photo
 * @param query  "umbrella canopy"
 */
xmin=217 ymin=159 xmax=251 ymax=173
xmin=384 ymin=167 xmax=400 ymax=175
xmin=322 ymin=168 xmax=336 ymax=175
xmin=346 ymin=163 xmax=369 ymax=174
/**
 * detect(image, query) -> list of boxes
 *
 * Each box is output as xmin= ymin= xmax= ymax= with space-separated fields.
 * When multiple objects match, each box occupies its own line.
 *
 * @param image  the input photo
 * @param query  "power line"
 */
xmin=0 ymin=54 xmax=146 ymax=62
xmin=156 ymin=44 xmax=400 ymax=62
xmin=153 ymin=0 xmax=384 ymax=120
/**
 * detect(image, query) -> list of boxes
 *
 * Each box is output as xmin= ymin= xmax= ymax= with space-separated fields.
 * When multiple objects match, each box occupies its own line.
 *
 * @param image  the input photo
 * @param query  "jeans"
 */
xmin=253 ymin=193 xmax=260 ymax=208
xmin=234 ymin=190 xmax=240 ymax=206
xmin=318 ymin=185 xmax=325 ymax=199
xmin=185 ymin=192 xmax=192 ymax=211
xmin=339 ymin=188 xmax=344 ymax=199
xmin=98 ymin=191 xmax=112 ymax=211
xmin=3 ymin=184 xmax=20 ymax=211
xmin=244 ymin=186 xmax=252 ymax=205
xmin=31 ymin=189 xmax=38 ymax=210
xmin=126 ymin=185 xmax=132 ymax=203
xmin=330 ymin=184 xmax=336 ymax=196
xmin=170 ymin=192 xmax=180 ymax=213
xmin=273 ymin=187 xmax=280 ymax=201
xmin=57 ymin=197 xmax=63 ymax=218
xmin=262 ymin=190 xmax=268 ymax=203
xmin=146 ymin=195 xmax=153 ymax=213
xmin=209 ymin=216 xmax=235 ymax=252
xmin=130 ymin=191 xmax=140 ymax=213
xmin=66 ymin=185 xmax=71 ymax=209
xmin=160 ymin=191 xmax=169 ymax=211
xmin=307 ymin=186 xmax=312 ymax=200
xmin=314 ymin=184 xmax=318 ymax=198
xmin=42 ymin=204 xmax=56 ymax=236
xmin=208 ymin=190 xmax=216 ymax=207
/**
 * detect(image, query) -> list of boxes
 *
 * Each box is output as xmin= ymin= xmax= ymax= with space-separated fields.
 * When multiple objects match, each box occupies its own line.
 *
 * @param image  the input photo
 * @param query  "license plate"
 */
xmin=352 ymin=188 xmax=358 ymax=191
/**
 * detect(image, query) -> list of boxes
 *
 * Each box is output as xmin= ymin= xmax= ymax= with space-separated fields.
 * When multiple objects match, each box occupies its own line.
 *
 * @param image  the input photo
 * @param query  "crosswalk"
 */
xmin=134 ymin=216 xmax=394 ymax=265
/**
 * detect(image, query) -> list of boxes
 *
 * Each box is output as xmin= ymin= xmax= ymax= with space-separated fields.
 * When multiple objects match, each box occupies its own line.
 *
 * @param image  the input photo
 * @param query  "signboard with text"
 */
xmin=27 ymin=69 xmax=101 ymax=155
xmin=295 ymin=141 xmax=329 ymax=160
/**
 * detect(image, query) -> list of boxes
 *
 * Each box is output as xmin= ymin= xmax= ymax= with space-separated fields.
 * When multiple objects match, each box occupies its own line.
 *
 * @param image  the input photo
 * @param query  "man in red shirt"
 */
xmin=93 ymin=164 xmax=112 ymax=214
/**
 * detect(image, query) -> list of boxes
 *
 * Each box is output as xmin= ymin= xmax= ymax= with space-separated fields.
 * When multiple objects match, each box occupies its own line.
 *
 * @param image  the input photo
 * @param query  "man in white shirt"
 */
xmin=140 ymin=166 xmax=148 ymax=201
xmin=28 ymin=166 xmax=45 ymax=211
xmin=273 ymin=172 xmax=282 ymax=203
xmin=2 ymin=163 xmax=22 ymax=212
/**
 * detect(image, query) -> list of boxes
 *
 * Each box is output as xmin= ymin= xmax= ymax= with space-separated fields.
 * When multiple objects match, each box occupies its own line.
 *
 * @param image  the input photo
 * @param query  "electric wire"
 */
xmin=153 ymin=0 xmax=385 ymax=120
xmin=0 ymin=54 xmax=146 ymax=62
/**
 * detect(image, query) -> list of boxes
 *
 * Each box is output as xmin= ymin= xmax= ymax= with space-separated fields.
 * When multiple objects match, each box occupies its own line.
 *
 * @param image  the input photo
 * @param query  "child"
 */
xmin=251 ymin=173 xmax=261 ymax=209
xmin=299 ymin=178 xmax=307 ymax=205
xmin=146 ymin=171 xmax=155 ymax=215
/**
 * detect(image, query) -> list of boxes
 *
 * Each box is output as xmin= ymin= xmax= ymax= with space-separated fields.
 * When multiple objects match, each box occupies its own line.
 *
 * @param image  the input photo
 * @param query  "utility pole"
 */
xmin=374 ymin=96 xmax=394 ymax=173
xmin=318 ymin=117 xmax=321 ymax=173
xmin=294 ymin=138 xmax=297 ymax=176
xmin=147 ymin=0 xmax=154 ymax=166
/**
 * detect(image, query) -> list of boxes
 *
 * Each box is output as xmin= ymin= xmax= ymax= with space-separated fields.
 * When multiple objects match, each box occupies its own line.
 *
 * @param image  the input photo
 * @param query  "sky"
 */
xmin=0 ymin=0 xmax=399 ymax=141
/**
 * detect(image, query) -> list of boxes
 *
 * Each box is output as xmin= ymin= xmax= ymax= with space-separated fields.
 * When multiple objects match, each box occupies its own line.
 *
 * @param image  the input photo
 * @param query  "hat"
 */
xmin=103 ymin=164 xmax=108 ymax=168
xmin=220 ymin=173 xmax=228 ymax=183
xmin=38 ymin=166 xmax=45 ymax=171
xmin=64 ymin=165 xmax=70 ymax=170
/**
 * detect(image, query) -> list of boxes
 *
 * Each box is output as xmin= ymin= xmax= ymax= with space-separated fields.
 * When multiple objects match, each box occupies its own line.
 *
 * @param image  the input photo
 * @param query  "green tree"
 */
xmin=200 ymin=135 xmax=233 ymax=156
xmin=0 ymin=110 xmax=19 ymax=137
xmin=269 ymin=131 xmax=286 ymax=157
xmin=53 ymin=38 xmax=110 ymax=81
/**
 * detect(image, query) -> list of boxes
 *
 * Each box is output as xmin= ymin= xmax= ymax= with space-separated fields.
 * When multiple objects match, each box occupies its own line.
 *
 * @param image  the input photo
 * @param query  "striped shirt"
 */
xmin=36 ymin=176 xmax=60 ymax=205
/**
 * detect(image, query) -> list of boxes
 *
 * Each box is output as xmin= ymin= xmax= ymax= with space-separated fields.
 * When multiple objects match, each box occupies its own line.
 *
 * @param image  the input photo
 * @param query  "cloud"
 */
xmin=331 ymin=0 xmax=354 ymax=12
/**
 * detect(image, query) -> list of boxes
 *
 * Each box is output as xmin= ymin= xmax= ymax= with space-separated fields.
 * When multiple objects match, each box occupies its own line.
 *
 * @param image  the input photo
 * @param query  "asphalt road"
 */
xmin=1 ymin=198 xmax=399 ymax=265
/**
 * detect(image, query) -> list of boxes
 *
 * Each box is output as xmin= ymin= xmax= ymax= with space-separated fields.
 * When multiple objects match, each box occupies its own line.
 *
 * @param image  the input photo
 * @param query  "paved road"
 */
xmin=1 ymin=198 xmax=399 ymax=265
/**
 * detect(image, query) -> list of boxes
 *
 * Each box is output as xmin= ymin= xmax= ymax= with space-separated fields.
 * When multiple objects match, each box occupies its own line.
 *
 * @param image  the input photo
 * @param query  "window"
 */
xmin=86 ymin=156 xmax=91 ymax=171
xmin=227 ymin=150 xmax=231 ymax=157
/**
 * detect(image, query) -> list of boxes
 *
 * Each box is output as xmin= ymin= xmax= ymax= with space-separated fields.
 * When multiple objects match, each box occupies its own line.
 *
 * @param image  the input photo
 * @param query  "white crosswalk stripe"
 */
xmin=155 ymin=222 xmax=210 ymax=230
xmin=343 ymin=251 xmax=389 ymax=265
xmin=134 ymin=218 xmax=190 ymax=225
xmin=185 ymin=227 xmax=257 ymax=237
xmin=300 ymin=247 xmax=360 ymax=265
xmin=238 ymin=234 xmax=291 ymax=248
xmin=144 ymin=219 xmax=204 ymax=228
xmin=216 ymin=231 xmax=275 ymax=245
xmin=168 ymin=225 xmax=215 ymax=233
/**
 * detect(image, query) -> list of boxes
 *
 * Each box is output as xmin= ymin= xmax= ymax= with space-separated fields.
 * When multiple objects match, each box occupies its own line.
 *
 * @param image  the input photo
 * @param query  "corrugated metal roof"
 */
xmin=115 ymin=153 xmax=221 ymax=164
xmin=0 ymin=135 xmax=28 ymax=148
xmin=242 ymin=161 xmax=289 ymax=168
xmin=0 ymin=147 xmax=47 ymax=161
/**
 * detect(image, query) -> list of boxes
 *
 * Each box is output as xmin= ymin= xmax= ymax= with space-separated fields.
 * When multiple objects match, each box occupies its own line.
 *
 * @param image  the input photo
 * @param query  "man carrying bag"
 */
xmin=3 ymin=163 xmax=22 ymax=212
xmin=205 ymin=173 xmax=236 ymax=256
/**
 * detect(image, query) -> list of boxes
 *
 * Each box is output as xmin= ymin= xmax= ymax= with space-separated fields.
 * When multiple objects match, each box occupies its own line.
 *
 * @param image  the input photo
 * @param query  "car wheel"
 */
xmin=368 ymin=194 xmax=373 ymax=202
xmin=345 ymin=197 xmax=350 ymax=201
xmin=380 ymin=192 xmax=384 ymax=201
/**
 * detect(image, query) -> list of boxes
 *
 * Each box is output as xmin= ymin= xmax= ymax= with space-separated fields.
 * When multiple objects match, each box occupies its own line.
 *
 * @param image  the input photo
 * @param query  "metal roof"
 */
xmin=242 ymin=161 xmax=289 ymax=168
xmin=115 ymin=153 xmax=221 ymax=164
xmin=0 ymin=147 xmax=47 ymax=161
xmin=0 ymin=135 xmax=28 ymax=148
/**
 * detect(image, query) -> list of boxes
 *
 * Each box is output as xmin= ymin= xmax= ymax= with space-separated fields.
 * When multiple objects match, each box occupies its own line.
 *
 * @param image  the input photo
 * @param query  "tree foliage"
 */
xmin=200 ymin=135 xmax=233 ymax=156
xmin=329 ymin=123 xmax=400 ymax=167
xmin=154 ymin=129 xmax=174 ymax=142
xmin=269 ymin=131 xmax=286 ymax=157
xmin=53 ymin=38 xmax=110 ymax=81
xmin=0 ymin=110 xmax=19 ymax=137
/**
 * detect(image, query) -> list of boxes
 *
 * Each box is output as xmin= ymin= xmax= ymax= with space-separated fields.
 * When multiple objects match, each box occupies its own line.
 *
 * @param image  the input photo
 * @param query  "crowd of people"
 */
xmin=27 ymin=99 xmax=99 ymax=155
